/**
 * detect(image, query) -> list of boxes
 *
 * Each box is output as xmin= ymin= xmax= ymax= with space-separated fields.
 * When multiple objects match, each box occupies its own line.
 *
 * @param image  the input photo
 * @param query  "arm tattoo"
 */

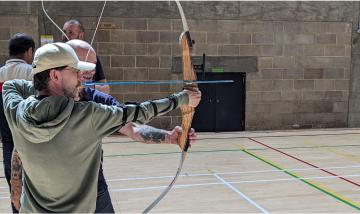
xmin=11 ymin=149 xmax=23 ymax=181
xmin=139 ymin=127 xmax=170 ymax=144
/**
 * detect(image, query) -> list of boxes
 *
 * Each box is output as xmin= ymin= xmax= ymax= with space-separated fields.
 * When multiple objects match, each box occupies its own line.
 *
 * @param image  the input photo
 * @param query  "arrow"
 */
xmin=82 ymin=80 xmax=233 ymax=86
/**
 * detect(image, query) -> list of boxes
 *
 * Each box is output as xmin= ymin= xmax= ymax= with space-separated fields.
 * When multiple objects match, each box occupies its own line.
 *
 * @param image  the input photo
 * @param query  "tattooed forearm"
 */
xmin=139 ymin=127 xmax=170 ymax=143
xmin=11 ymin=149 xmax=23 ymax=182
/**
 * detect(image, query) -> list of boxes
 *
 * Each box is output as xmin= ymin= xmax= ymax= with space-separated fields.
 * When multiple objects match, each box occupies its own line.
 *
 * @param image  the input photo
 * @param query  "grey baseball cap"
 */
xmin=32 ymin=42 xmax=95 ymax=74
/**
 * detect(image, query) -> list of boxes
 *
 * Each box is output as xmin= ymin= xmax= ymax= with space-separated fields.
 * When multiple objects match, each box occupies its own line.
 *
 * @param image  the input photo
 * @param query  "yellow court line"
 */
xmin=303 ymin=140 xmax=360 ymax=163
xmin=233 ymin=143 xmax=360 ymax=207
xmin=103 ymin=142 xmax=233 ymax=151
xmin=290 ymin=170 xmax=360 ymax=205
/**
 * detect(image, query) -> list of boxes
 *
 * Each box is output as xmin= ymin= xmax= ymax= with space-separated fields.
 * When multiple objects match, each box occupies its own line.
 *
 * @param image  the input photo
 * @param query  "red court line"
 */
xmin=248 ymin=138 xmax=360 ymax=188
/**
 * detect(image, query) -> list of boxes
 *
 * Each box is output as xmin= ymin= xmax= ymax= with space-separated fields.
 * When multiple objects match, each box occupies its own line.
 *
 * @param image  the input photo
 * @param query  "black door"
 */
xmin=192 ymin=73 xmax=245 ymax=132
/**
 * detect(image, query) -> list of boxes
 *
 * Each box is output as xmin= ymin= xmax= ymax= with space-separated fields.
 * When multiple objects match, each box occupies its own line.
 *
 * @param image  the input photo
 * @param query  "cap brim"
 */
xmin=70 ymin=61 xmax=96 ymax=71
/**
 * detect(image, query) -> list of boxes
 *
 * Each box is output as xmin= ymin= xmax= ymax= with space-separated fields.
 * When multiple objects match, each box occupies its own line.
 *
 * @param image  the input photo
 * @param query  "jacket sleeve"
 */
xmin=90 ymin=90 xmax=189 ymax=139
xmin=2 ymin=79 xmax=36 ymax=113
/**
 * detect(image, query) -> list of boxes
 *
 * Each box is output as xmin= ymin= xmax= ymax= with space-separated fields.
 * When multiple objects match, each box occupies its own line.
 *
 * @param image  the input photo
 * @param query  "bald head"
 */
xmin=66 ymin=39 xmax=96 ymax=61
xmin=67 ymin=39 xmax=97 ymax=83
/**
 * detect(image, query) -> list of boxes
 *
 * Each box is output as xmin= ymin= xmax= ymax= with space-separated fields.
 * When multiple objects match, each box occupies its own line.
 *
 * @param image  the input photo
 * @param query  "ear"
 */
xmin=49 ymin=69 xmax=61 ymax=84
xmin=79 ymin=32 xmax=85 ymax=40
xmin=24 ymin=47 xmax=32 ymax=58
xmin=27 ymin=47 xmax=32 ymax=55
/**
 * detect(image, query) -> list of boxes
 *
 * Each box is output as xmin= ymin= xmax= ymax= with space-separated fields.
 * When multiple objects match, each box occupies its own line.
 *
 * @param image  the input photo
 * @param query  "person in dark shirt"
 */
xmin=62 ymin=19 xmax=110 ymax=94
xmin=10 ymin=40 xmax=198 ymax=213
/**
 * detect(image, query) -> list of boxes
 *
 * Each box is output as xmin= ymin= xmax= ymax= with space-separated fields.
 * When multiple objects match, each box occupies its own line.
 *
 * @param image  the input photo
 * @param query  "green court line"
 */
xmin=319 ymin=144 xmax=360 ymax=147
xmin=277 ymin=144 xmax=360 ymax=150
xmin=103 ymin=144 xmax=360 ymax=158
xmin=104 ymin=149 xmax=243 ymax=157
xmin=241 ymin=149 xmax=360 ymax=211
xmin=0 ymin=145 xmax=357 ymax=161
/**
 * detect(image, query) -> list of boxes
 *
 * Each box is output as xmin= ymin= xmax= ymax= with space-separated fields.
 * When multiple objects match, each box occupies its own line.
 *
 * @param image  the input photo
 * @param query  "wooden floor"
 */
xmin=0 ymin=128 xmax=359 ymax=213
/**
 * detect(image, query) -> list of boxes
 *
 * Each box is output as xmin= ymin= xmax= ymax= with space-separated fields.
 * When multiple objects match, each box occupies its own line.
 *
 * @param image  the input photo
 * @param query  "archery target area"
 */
xmin=0 ymin=128 xmax=359 ymax=213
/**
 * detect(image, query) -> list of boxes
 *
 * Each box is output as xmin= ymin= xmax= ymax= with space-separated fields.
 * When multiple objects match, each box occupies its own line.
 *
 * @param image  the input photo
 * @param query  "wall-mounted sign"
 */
xmin=99 ymin=22 xmax=116 ymax=29
xmin=41 ymin=35 xmax=54 ymax=46
xmin=212 ymin=69 xmax=224 ymax=73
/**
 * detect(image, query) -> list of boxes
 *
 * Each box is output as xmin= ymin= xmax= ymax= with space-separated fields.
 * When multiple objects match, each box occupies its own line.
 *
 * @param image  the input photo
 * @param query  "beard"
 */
xmin=62 ymin=80 xmax=82 ymax=99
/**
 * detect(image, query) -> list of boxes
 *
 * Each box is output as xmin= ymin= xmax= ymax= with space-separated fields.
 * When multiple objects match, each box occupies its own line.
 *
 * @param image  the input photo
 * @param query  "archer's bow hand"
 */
xmin=184 ymin=89 xmax=201 ymax=107
xmin=170 ymin=126 xmax=197 ymax=148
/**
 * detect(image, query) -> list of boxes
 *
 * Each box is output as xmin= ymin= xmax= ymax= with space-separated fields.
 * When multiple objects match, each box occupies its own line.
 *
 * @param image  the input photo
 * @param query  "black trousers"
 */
xmin=0 ymin=95 xmax=19 ymax=213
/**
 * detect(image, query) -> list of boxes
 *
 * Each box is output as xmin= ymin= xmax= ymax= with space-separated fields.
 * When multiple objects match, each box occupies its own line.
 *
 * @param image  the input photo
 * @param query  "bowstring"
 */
xmin=41 ymin=0 xmax=69 ymax=41
xmin=86 ymin=1 xmax=122 ymax=212
xmin=42 ymin=1 xmax=121 ymax=212
xmin=86 ymin=1 xmax=107 ymax=62
xmin=170 ymin=12 xmax=174 ymax=90
xmin=85 ymin=2 xmax=122 ymax=213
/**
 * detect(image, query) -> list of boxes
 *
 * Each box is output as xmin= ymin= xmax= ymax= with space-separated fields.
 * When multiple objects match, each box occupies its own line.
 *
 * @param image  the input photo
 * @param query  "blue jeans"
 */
xmin=95 ymin=187 xmax=115 ymax=213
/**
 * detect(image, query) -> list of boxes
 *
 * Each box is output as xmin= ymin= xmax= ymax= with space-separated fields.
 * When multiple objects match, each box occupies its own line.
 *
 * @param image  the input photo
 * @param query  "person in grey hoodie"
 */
xmin=2 ymin=42 xmax=201 ymax=213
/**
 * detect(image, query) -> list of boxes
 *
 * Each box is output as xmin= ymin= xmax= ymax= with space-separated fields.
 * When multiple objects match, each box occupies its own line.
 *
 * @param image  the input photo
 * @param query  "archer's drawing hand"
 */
xmin=184 ymin=90 xmax=201 ymax=107
xmin=170 ymin=126 xmax=197 ymax=148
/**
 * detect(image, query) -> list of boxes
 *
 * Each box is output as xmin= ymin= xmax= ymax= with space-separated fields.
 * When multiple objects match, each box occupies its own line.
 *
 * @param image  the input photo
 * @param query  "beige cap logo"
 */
xmin=32 ymin=42 xmax=96 ymax=74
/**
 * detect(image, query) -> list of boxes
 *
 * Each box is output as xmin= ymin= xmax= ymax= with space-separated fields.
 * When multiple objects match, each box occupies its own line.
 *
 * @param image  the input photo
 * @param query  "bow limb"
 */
xmin=142 ymin=152 xmax=185 ymax=213
xmin=142 ymin=1 xmax=197 ymax=213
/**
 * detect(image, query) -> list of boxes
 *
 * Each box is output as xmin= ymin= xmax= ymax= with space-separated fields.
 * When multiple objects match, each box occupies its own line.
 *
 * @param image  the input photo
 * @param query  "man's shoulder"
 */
xmin=0 ymin=61 xmax=33 ymax=82
xmin=0 ymin=65 xmax=6 ymax=73
xmin=6 ymin=60 xmax=32 ymax=69
xmin=13 ymin=62 xmax=32 ymax=71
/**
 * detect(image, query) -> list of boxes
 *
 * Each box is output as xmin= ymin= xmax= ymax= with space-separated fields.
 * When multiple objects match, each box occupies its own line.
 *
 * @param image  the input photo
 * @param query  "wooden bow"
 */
xmin=142 ymin=1 xmax=197 ymax=213
xmin=176 ymin=0 xmax=198 ymax=155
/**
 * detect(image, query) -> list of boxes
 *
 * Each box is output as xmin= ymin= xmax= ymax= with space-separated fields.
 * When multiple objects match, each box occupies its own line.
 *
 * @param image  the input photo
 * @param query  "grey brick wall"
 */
xmin=0 ymin=1 xmax=358 ymax=131
xmin=60 ymin=17 xmax=350 ymax=130
xmin=0 ymin=14 xmax=39 ymax=65
xmin=245 ymin=21 xmax=351 ymax=130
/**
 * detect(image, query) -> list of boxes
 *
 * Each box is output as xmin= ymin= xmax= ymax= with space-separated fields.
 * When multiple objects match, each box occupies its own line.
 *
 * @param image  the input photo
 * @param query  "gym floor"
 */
xmin=0 ymin=128 xmax=359 ymax=213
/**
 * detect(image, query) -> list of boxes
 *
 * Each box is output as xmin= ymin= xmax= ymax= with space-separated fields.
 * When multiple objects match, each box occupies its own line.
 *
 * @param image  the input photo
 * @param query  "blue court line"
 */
xmin=107 ymin=174 xmax=360 ymax=192
xmin=0 ymin=174 xmax=358 ymax=200
xmin=0 ymin=165 xmax=358 ymax=189
xmin=211 ymin=171 xmax=269 ymax=213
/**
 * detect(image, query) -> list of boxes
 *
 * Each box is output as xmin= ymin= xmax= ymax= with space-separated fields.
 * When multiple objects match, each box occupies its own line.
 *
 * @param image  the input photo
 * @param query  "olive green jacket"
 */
xmin=2 ymin=79 xmax=189 ymax=213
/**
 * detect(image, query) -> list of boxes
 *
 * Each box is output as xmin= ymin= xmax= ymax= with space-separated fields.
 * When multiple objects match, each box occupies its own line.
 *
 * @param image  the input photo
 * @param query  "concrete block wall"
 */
xmin=0 ymin=14 xmax=39 ymax=66
xmin=0 ymin=14 xmax=39 ymax=139
xmin=245 ymin=21 xmax=351 ymax=130
xmin=58 ymin=16 xmax=351 ymax=130
xmin=0 ymin=1 xmax=357 ymax=131
xmin=56 ymin=16 xmax=351 ymax=130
